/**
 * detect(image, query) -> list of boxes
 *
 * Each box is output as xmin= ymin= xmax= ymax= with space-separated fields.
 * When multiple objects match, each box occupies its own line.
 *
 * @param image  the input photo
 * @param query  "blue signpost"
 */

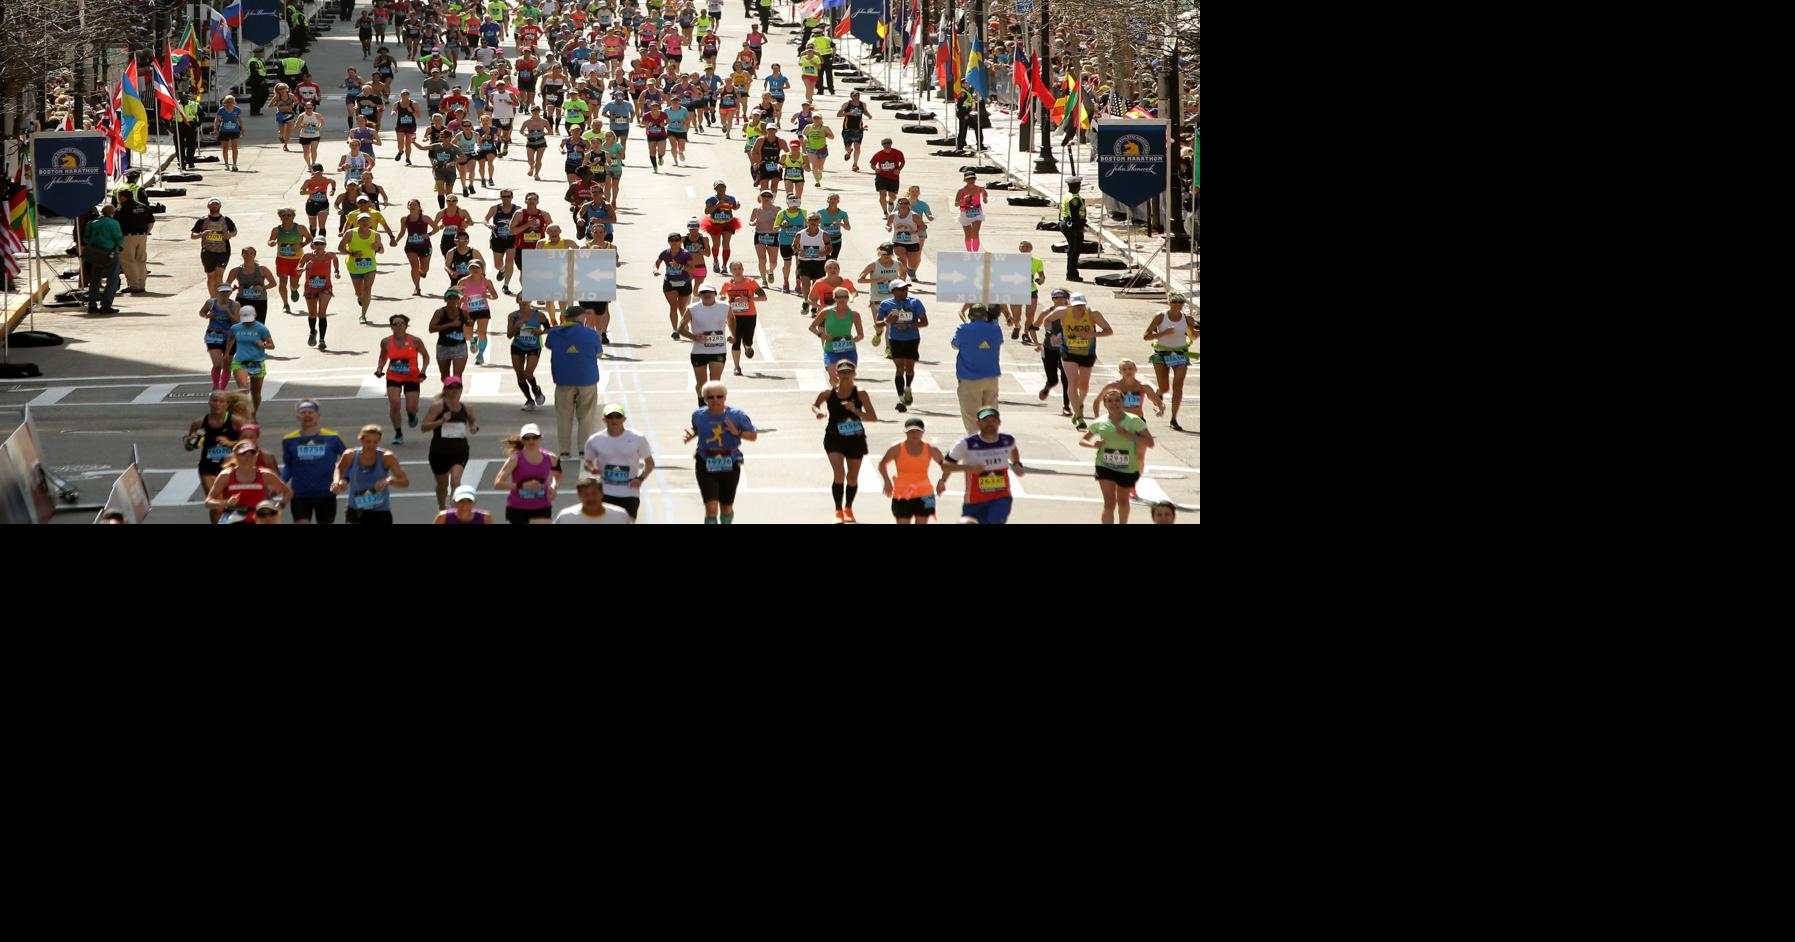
xmin=1094 ymin=119 xmax=1168 ymax=209
xmin=30 ymin=132 xmax=111 ymax=219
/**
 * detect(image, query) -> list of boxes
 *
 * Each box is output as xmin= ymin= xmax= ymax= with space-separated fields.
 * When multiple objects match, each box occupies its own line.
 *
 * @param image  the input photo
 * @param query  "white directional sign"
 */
xmin=520 ymin=248 xmax=572 ymax=302
xmin=520 ymin=249 xmax=618 ymax=303
xmin=571 ymin=249 xmax=618 ymax=302
xmin=935 ymin=252 xmax=1036 ymax=305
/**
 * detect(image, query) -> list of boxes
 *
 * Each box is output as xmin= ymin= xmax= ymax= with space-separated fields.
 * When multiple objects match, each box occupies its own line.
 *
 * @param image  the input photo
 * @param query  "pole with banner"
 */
xmin=1094 ymin=117 xmax=1168 ymax=290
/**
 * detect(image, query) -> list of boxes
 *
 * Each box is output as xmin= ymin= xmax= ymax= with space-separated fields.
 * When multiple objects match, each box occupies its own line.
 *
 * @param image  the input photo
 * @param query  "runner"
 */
xmin=939 ymin=408 xmax=1025 ymax=525
xmin=954 ymin=172 xmax=988 ymax=252
xmin=236 ymin=422 xmax=283 ymax=496
xmin=859 ymin=242 xmax=902 ymax=349
xmin=335 ymin=212 xmax=382 ymax=323
xmin=434 ymin=484 xmax=495 ymax=523
xmin=331 ymin=425 xmax=410 ymax=524
xmin=774 ymin=195 xmax=807 ymax=292
xmin=375 ymin=314 xmax=432 ymax=444
xmin=582 ymin=403 xmax=655 ymax=520
xmin=1037 ymin=287 xmax=1073 ymax=416
xmin=877 ymin=280 xmax=928 ymax=413
xmin=762 ymin=62 xmax=788 ymax=122
xmin=717 ymin=72 xmax=742 ymax=136
xmin=421 ymin=376 xmax=482 ymax=509
xmin=818 ymin=193 xmax=850 ymax=260
xmin=273 ymin=84 xmax=299 ymax=150
xmin=870 ymin=137 xmax=905 ymax=215
xmin=185 ymin=391 xmax=245 ymax=523
xmin=713 ymin=261 xmax=765 ymax=375
xmin=780 ymin=139 xmax=807 ymax=201
xmin=539 ymin=62 xmax=567 ymax=132
xmin=810 ymin=360 xmax=878 ymax=523
xmin=886 ymin=194 xmax=927 ymax=282
xmin=444 ymin=231 xmax=484 ymax=292
xmin=682 ymin=220 xmax=713 ymax=293
xmin=553 ymin=476 xmax=633 ymax=523
xmin=227 ymin=248 xmax=276 ymax=339
xmin=428 ymin=287 xmax=473 ymax=380
xmin=299 ymin=236 xmax=340 ymax=349
xmin=655 ymin=232 xmax=695 ymax=339
xmin=224 ymin=299 xmax=275 ymax=418
xmin=191 ymin=199 xmax=240 ymax=295
xmin=801 ymin=107 xmax=833 ymax=186
xmin=679 ymin=284 xmax=732 ymax=406
xmin=701 ymin=180 xmax=740 ymax=268
xmin=387 ymin=199 xmax=432 ymax=296
xmin=1079 ymin=389 xmax=1154 ymax=525
xmin=747 ymin=189 xmax=780 ymax=284
xmin=205 ymin=442 xmax=292 ymax=523
xmin=682 ymin=381 xmax=757 ymax=524
xmin=427 ymin=130 xmax=459 ymax=207
xmin=793 ymin=214 xmax=830 ymax=312
xmin=837 ymin=92 xmax=868 ymax=171
xmin=494 ymin=423 xmax=562 ymax=524
xmin=198 ymin=287 xmax=240 ymax=391
xmin=1036 ymin=293 xmax=1114 ymax=429
xmin=1009 ymin=240 xmax=1046 ymax=340
xmin=878 ymin=418 xmax=948 ymax=525
xmin=508 ymin=298 xmax=549 ymax=411
xmin=905 ymin=185 xmax=936 ymax=276
xmin=476 ymin=114 xmax=502 ymax=186
xmin=459 ymin=259 xmax=500 ymax=365
xmin=644 ymin=96 xmax=672 ymax=171
xmin=1143 ymin=293 xmax=1198 ymax=431
xmin=666 ymin=93 xmax=692 ymax=165
xmin=214 ymin=95 xmax=244 ymax=171
xmin=264 ymin=209 xmax=314 ymax=319
xmin=521 ymin=107 xmax=550 ymax=178
xmin=809 ymin=286 xmax=865 ymax=387
xmin=280 ymin=400 xmax=348 ymax=525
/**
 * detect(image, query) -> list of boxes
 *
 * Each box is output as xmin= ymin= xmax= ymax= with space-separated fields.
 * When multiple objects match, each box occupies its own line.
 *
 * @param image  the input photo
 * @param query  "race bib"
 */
xmin=834 ymin=419 xmax=863 ymax=437
xmin=1122 ymin=392 xmax=1143 ymax=408
xmin=206 ymin=444 xmax=231 ymax=461
xmin=802 ymin=245 xmax=821 ymax=259
xmin=446 ymin=328 xmax=465 ymax=343
xmin=1161 ymin=353 xmax=1189 ymax=368
xmin=408 ymin=233 xmax=426 ymax=244
xmin=703 ymin=453 xmax=734 ymax=473
xmin=896 ymin=310 xmax=915 ymax=324
xmin=351 ymin=490 xmax=383 ymax=510
xmin=241 ymin=286 xmax=265 ymax=299
xmin=756 ymin=232 xmax=776 ymax=245
xmin=307 ymin=275 xmax=327 ymax=289
xmin=602 ymin=464 xmax=631 ymax=485
xmin=963 ymin=207 xmax=982 ymax=220
xmin=1101 ymin=449 xmax=1130 ymax=469
xmin=894 ymin=231 xmax=915 ymax=244
xmin=877 ymin=162 xmax=895 ymax=171
xmin=279 ymin=243 xmax=299 ymax=257
xmin=349 ymin=256 xmax=375 ymax=273
xmin=465 ymin=296 xmax=489 ymax=312
xmin=222 ymin=120 xmax=240 ymax=132
xmin=496 ymin=222 xmax=511 ymax=236
xmin=827 ymin=338 xmax=853 ymax=353
xmin=443 ymin=225 xmax=460 ymax=237
xmin=240 ymin=361 xmax=266 ymax=377
xmin=977 ymin=471 xmax=1007 ymax=494
xmin=389 ymin=359 xmax=412 ymax=375
xmin=666 ymin=274 xmax=689 ymax=286
xmin=919 ymin=494 xmax=936 ymax=510
xmin=729 ymin=298 xmax=750 ymax=313
xmin=295 ymin=443 xmax=328 ymax=460
xmin=440 ymin=422 xmax=469 ymax=439
xmin=518 ymin=481 xmax=546 ymax=499
xmin=205 ymin=231 xmax=226 ymax=244
xmin=205 ymin=330 xmax=227 ymax=345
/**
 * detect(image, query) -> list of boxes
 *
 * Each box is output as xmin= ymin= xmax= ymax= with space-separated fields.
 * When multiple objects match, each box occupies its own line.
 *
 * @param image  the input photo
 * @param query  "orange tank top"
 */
xmin=385 ymin=334 xmax=423 ymax=381
xmin=892 ymin=439 xmax=933 ymax=499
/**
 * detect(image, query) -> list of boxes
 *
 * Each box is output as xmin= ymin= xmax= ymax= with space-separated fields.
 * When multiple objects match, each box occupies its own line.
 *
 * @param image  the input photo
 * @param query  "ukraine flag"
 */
xmin=120 ymin=62 xmax=150 ymax=153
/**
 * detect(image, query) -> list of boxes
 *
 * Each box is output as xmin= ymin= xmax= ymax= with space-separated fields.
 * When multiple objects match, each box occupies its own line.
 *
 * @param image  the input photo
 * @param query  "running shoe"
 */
xmin=318 ymin=340 xmax=328 ymax=352
xmin=902 ymin=390 xmax=913 ymax=406
xmin=392 ymin=432 xmax=405 ymax=445
xmin=408 ymin=413 xmax=419 ymax=429
xmin=523 ymin=400 xmax=537 ymax=411
xmin=834 ymin=509 xmax=845 ymax=523
xmin=1170 ymin=419 xmax=1184 ymax=432
xmin=502 ymin=284 xmax=511 ymax=294
xmin=308 ymin=330 xmax=317 ymax=347
xmin=671 ymin=330 xmax=681 ymax=339
xmin=744 ymin=345 xmax=754 ymax=359
xmin=895 ymin=401 xmax=907 ymax=413
xmin=842 ymin=508 xmax=856 ymax=523
xmin=535 ymin=390 xmax=547 ymax=406
xmin=1072 ymin=416 xmax=1087 ymax=431
xmin=1038 ymin=387 xmax=1049 ymax=401
xmin=474 ymin=352 xmax=484 ymax=366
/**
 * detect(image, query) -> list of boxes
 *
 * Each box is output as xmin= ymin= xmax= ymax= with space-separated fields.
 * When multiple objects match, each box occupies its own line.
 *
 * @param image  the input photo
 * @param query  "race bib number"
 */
xmin=408 ymin=234 xmax=426 ymax=244
xmin=894 ymin=231 xmax=915 ymax=244
xmin=1161 ymin=353 xmax=1189 ymax=368
xmin=389 ymin=360 xmax=412 ymax=375
xmin=834 ymin=419 xmax=863 ymax=437
xmin=440 ymin=422 xmax=469 ymax=439
xmin=465 ymin=296 xmax=489 ymax=312
xmin=205 ymin=330 xmax=227 ymax=345
xmin=206 ymin=444 xmax=231 ymax=461
xmin=443 ymin=225 xmax=459 ymax=237
xmin=802 ymin=245 xmax=821 ymax=259
xmin=241 ymin=286 xmax=265 ymax=299
xmin=827 ymin=338 xmax=853 ymax=353
xmin=1122 ymin=392 xmax=1143 ymax=408
xmin=518 ymin=481 xmax=546 ymax=500
xmin=495 ymin=223 xmax=511 ymax=236
xmin=205 ymin=231 xmax=226 ymax=244
xmin=666 ymin=275 xmax=689 ymax=287
xmin=279 ymin=244 xmax=299 ymax=257
xmin=877 ymin=162 xmax=896 ymax=171
xmin=295 ymin=443 xmax=328 ymax=460
xmin=977 ymin=471 xmax=1007 ymax=494
xmin=703 ymin=454 xmax=735 ymax=473
xmin=307 ymin=275 xmax=327 ymax=289
xmin=896 ymin=310 xmax=915 ymax=324
xmin=602 ymin=464 xmax=631 ymax=485
xmin=349 ymin=256 xmax=375 ymax=273
xmin=730 ymin=298 xmax=750 ymax=313
xmin=351 ymin=490 xmax=383 ymax=510
xmin=240 ymin=361 xmax=266 ymax=377
xmin=1101 ymin=449 xmax=1130 ymax=469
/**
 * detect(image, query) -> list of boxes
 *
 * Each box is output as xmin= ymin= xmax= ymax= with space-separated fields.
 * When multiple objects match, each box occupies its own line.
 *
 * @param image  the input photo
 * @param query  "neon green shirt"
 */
xmin=1089 ymin=414 xmax=1149 ymax=474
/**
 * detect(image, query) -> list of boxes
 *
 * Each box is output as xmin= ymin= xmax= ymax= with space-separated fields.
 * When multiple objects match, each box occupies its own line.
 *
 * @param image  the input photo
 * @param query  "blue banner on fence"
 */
xmin=242 ymin=0 xmax=284 ymax=46
xmin=850 ymin=0 xmax=884 ymax=45
xmin=31 ymin=132 xmax=111 ymax=219
xmin=1095 ymin=119 xmax=1169 ymax=209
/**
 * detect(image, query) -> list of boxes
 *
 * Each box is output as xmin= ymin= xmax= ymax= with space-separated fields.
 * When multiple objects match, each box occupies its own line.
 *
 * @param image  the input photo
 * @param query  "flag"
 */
xmin=1126 ymin=105 xmax=1154 ymax=119
xmin=171 ymin=23 xmax=198 ymax=77
xmin=2 ymin=220 xmax=23 ymax=282
xmin=96 ymin=98 xmax=126 ymax=177
xmin=963 ymin=36 xmax=985 ymax=99
xmin=220 ymin=0 xmax=243 ymax=27
xmin=876 ymin=19 xmax=887 ymax=40
xmin=8 ymin=164 xmax=36 ymax=242
xmin=1029 ymin=52 xmax=1053 ymax=110
xmin=902 ymin=1 xmax=919 ymax=66
xmin=833 ymin=16 xmax=851 ymax=38
xmin=119 ymin=62 xmax=151 ymax=152
xmin=822 ymin=0 xmax=846 ymax=7
xmin=796 ymin=0 xmax=825 ymax=20
xmin=1051 ymin=74 xmax=1075 ymax=126
xmin=150 ymin=56 xmax=179 ymax=119
xmin=209 ymin=19 xmax=239 ymax=60
xmin=1013 ymin=52 xmax=1032 ymax=113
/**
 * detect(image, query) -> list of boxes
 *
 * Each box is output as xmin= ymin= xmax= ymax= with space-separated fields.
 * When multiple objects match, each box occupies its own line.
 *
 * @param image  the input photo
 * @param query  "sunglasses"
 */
xmin=255 ymin=510 xmax=280 ymax=518
xmin=521 ymin=434 xmax=542 ymax=441
xmin=703 ymin=394 xmax=726 ymax=400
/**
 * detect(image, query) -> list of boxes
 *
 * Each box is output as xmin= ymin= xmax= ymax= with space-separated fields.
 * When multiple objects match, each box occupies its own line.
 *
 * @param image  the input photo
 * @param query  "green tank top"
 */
xmin=822 ymin=309 xmax=854 ymax=354
xmin=276 ymin=224 xmax=306 ymax=259
xmin=344 ymin=231 xmax=379 ymax=272
xmin=804 ymin=124 xmax=827 ymax=150
xmin=1091 ymin=415 xmax=1147 ymax=474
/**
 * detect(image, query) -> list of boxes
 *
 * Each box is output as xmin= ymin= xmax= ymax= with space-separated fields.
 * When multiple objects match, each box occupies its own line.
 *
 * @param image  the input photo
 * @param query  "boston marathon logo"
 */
xmin=1102 ymin=134 xmax=1160 ymax=178
xmin=41 ymin=146 xmax=103 ymax=193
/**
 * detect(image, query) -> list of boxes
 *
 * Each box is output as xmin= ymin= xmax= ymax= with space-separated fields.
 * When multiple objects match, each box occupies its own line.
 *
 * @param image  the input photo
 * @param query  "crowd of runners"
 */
xmin=157 ymin=0 xmax=1194 ymax=524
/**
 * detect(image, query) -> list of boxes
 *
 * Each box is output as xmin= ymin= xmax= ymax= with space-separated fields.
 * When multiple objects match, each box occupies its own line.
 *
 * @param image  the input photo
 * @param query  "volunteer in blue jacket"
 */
xmin=951 ymin=304 xmax=1005 ymax=433
xmin=545 ymin=311 xmax=602 ymax=458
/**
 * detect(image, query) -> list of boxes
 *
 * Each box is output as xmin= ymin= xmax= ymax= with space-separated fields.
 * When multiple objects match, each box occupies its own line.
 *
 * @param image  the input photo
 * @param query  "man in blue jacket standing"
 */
xmin=546 ymin=312 xmax=602 ymax=457
xmin=951 ymin=304 xmax=1004 ymax=433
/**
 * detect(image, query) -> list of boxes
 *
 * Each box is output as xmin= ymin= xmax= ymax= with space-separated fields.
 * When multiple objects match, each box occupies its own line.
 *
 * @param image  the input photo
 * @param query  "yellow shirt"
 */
xmin=539 ymin=239 xmax=569 ymax=250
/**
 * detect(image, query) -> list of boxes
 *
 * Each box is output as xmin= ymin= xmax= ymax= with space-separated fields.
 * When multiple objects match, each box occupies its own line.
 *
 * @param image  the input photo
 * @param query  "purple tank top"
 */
xmin=507 ymin=449 xmax=554 ymax=510
xmin=440 ymin=509 xmax=492 ymax=524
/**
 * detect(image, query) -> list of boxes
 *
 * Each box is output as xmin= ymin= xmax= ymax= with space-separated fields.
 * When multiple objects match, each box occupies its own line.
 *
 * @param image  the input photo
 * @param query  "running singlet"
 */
xmin=344 ymin=230 xmax=380 ymax=273
xmin=347 ymin=449 xmax=392 ymax=512
xmin=890 ymin=441 xmax=935 ymax=503
xmin=275 ymin=225 xmax=306 ymax=260
xmin=204 ymin=300 xmax=234 ymax=347
xmin=950 ymin=433 xmax=1017 ymax=504
xmin=821 ymin=309 xmax=854 ymax=355
xmin=723 ymin=279 xmax=760 ymax=316
xmin=508 ymin=449 xmax=555 ymax=509
xmin=305 ymin=255 xmax=333 ymax=292
xmin=706 ymin=195 xmax=738 ymax=223
xmin=1063 ymin=307 xmax=1095 ymax=356
xmin=385 ymin=334 xmax=423 ymax=379
xmin=776 ymin=209 xmax=805 ymax=245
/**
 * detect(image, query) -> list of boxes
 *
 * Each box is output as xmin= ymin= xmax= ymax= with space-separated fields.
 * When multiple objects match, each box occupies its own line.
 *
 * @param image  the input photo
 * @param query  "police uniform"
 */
xmin=1061 ymin=180 xmax=1087 ymax=281
xmin=177 ymin=98 xmax=202 ymax=169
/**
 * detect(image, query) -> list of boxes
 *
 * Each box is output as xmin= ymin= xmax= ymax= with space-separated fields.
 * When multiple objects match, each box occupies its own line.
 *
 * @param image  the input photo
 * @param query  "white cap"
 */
xmin=890 ymin=279 xmax=910 ymax=289
xmin=452 ymin=485 xmax=478 ymax=502
xmin=1070 ymin=292 xmax=1088 ymax=304
xmin=520 ymin=423 xmax=543 ymax=437
xmin=239 ymin=310 xmax=257 ymax=322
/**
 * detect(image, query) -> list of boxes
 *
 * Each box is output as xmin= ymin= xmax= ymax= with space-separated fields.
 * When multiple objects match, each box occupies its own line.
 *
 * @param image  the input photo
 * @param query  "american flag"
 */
xmin=1 ymin=218 xmax=24 ymax=281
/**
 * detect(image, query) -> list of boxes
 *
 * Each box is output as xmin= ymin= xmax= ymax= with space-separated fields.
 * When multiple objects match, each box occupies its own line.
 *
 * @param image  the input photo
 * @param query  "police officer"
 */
xmin=1062 ymin=177 xmax=1088 ymax=281
xmin=281 ymin=52 xmax=308 ymax=87
xmin=176 ymin=91 xmax=202 ymax=170
xmin=112 ymin=169 xmax=144 ymax=207
xmin=115 ymin=188 xmax=155 ymax=295
xmin=800 ymin=8 xmax=823 ymax=50
xmin=248 ymin=49 xmax=270 ymax=115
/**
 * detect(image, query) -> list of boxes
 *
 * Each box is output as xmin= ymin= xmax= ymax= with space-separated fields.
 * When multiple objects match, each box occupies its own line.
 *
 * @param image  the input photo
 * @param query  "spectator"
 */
xmin=545 ymin=311 xmax=602 ymax=458
xmin=951 ymin=304 xmax=1004 ymax=433
xmin=115 ymin=189 xmax=155 ymax=295
xmin=82 ymin=204 xmax=124 ymax=314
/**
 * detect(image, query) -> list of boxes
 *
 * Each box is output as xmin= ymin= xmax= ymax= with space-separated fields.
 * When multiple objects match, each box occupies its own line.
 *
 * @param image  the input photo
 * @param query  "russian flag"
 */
xmin=221 ymin=1 xmax=243 ymax=28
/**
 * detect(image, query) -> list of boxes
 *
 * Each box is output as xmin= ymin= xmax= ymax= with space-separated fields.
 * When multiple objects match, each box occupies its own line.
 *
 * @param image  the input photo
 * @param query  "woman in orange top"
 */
xmin=878 ymin=418 xmax=948 ymax=525
xmin=375 ymin=313 xmax=431 ymax=445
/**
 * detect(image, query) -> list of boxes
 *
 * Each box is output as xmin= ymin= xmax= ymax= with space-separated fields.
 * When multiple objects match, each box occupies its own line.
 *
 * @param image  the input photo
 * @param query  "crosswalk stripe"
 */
xmin=132 ymin=384 xmax=179 ymax=405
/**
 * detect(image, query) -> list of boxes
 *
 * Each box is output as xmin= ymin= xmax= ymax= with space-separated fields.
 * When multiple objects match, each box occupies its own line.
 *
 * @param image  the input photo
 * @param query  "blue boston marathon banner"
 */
xmin=242 ymin=0 xmax=285 ymax=46
xmin=31 ymin=132 xmax=111 ymax=219
xmin=1095 ymin=119 xmax=1169 ymax=209
xmin=850 ymin=0 xmax=884 ymax=45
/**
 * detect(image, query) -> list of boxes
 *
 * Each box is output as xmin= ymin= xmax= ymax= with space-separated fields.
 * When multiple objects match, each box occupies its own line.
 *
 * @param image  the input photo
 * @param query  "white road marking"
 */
xmin=133 ymin=384 xmax=180 ymax=405
xmin=905 ymin=371 xmax=944 ymax=393
xmin=467 ymin=373 xmax=502 ymax=397
xmin=358 ymin=374 xmax=387 ymax=398
xmin=259 ymin=380 xmax=286 ymax=402
xmin=795 ymin=368 xmax=829 ymax=390
xmin=27 ymin=387 xmax=76 ymax=407
xmin=1 ymin=366 xmax=371 ymax=385
xmin=151 ymin=469 xmax=203 ymax=507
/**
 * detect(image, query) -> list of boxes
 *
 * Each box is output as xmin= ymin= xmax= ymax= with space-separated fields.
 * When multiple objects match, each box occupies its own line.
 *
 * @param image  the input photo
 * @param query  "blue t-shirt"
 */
xmin=229 ymin=322 xmax=271 ymax=361
xmin=818 ymin=208 xmax=848 ymax=236
xmin=666 ymin=106 xmax=689 ymax=134
xmin=690 ymin=407 xmax=755 ymax=461
xmin=546 ymin=323 xmax=602 ymax=386
xmin=602 ymin=100 xmax=634 ymax=129
xmin=878 ymin=297 xmax=926 ymax=341
xmin=481 ymin=22 xmax=501 ymax=43
xmin=952 ymin=321 xmax=1004 ymax=380
xmin=282 ymin=429 xmax=348 ymax=498
xmin=764 ymin=74 xmax=789 ymax=98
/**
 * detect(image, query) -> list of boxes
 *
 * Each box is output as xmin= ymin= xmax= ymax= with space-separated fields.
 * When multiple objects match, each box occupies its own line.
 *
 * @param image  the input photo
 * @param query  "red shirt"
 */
xmin=871 ymin=148 xmax=905 ymax=178
xmin=441 ymin=94 xmax=471 ymax=117
xmin=722 ymin=278 xmax=762 ymax=317
xmin=642 ymin=112 xmax=669 ymax=138
xmin=514 ymin=208 xmax=550 ymax=246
